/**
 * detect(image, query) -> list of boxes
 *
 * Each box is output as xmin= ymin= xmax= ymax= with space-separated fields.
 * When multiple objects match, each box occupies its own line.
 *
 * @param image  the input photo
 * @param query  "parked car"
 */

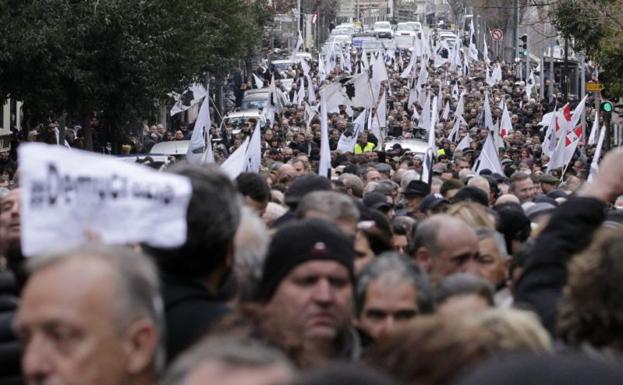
xmin=373 ymin=21 xmax=393 ymax=39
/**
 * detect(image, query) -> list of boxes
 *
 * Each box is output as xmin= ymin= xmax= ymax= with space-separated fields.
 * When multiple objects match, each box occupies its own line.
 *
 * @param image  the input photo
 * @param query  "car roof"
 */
xmin=225 ymin=109 xmax=262 ymax=118
xmin=149 ymin=140 xmax=190 ymax=155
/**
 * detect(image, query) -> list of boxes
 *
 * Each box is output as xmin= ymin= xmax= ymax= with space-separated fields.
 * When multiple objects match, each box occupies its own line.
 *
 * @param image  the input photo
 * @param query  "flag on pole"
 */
xmin=421 ymin=96 xmax=438 ymax=185
xmin=441 ymin=101 xmax=450 ymax=121
xmin=221 ymin=137 xmax=250 ymax=179
xmin=245 ymin=121 xmax=262 ymax=173
xmin=468 ymin=20 xmax=479 ymax=61
xmin=291 ymin=31 xmax=304 ymax=63
xmin=252 ymin=74 xmax=264 ymax=89
xmin=526 ymin=70 xmax=535 ymax=97
xmin=548 ymin=96 xmax=588 ymax=171
xmin=186 ymin=92 xmax=212 ymax=164
xmin=170 ymin=83 xmax=207 ymax=116
xmin=499 ymin=101 xmax=513 ymax=139
xmin=473 ymin=132 xmax=504 ymax=175
xmin=542 ymin=107 xmax=558 ymax=157
xmin=588 ymin=124 xmax=606 ymax=182
xmin=588 ymin=109 xmax=600 ymax=145
xmin=419 ymin=93 xmax=431 ymax=130
xmin=484 ymin=92 xmax=495 ymax=132
xmin=452 ymin=83 xmax=460 ymax=100
xmin=483 ymin=36 xmax=490 ymax=64
xmin=456 ymin=134 xmax=471 ymax=151
xmin=319 ymin=96 xmax=331 ymax=177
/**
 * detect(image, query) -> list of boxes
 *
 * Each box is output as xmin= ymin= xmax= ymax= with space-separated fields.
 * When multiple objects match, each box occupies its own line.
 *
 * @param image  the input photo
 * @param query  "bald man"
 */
xmin=410 ymin=214 xmax=480 ymax=282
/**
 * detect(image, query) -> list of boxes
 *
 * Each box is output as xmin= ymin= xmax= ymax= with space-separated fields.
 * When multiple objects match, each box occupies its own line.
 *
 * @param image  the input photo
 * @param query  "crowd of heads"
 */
xmin=2 ymin=32 xmax=623 ymax=385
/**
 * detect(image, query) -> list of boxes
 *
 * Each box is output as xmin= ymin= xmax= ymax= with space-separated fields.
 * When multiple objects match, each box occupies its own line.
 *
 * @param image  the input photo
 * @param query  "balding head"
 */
xmin=411 ymin=215 xmax=479 ymax=282
xmin=495 ymin=194 xmax=520 ymax=206
xmin=467 ymin=176 xmax=491 ymax=201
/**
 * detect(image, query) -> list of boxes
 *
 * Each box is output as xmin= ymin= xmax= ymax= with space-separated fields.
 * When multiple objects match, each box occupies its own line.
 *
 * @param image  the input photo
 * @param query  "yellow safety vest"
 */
xmin=354 ymin=142 xmax=375 ymax=154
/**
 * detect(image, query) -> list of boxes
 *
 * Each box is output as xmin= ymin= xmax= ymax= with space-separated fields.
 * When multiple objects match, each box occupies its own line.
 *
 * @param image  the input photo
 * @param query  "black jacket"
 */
xmin=162 ymin=275 xmax=230 ymax=363
xmin=0 ymin=269 xmax=22 ymax=385
xmin=514 ymin=197 xmax=607 ymax=334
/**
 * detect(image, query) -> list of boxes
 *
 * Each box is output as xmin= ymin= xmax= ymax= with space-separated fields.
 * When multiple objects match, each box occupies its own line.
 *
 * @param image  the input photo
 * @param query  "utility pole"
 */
xmin=513 ymin=0 xmax=518 ymax=62
xmin=563 ymin=37 xmax=569 ymax=103
xmin=549 ymin=50 xmax=554 ymax=103
xmin=540 ymin=54 xmax=545 ymax=100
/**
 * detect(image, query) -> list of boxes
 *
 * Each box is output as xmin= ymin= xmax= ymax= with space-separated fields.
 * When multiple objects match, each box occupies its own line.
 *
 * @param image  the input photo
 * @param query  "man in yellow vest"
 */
xmin=354 ymin=132 xmax=375 ymax=154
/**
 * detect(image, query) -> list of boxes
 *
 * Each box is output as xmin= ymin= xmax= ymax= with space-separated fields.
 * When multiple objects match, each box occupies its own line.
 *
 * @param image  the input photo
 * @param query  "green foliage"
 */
xmin=554 ymin=0 xmax=623 ymax=97
xmin=0 ymin=0 xmax=270 ymax=147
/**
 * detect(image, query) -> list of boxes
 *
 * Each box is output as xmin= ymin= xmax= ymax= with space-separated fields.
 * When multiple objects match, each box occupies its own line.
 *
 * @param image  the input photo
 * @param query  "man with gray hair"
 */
xmin=410 ymin=214 xmax=480 ymax=283
xmin=161 ymin=336 xmax=294 ymax=385
xmin=475 ymin=228 xmax=511 ymax=290
xmin=296 ymin=191 xmax=360 ymax=238
xmin=16 ymin=245 xmax=162 ymax=385
xmin=356 ymin=253 xmax=433 ymax=342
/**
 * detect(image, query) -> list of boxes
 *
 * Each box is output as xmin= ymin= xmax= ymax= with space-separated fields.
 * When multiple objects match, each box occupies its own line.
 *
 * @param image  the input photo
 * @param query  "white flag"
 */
xmin=319 ymin=96 xmax=331 ymax=177
xmin=245 ymin=121 xmax=262 ymax=174
xmin=371 ymin=54 xmax=389 ymax=99
xmin=170 ymin=83 xmax=207 ymax=116
xmin=252 ymin=73 xmax=264 ymax=89
xmin=419 ymin=93 xmax=431 ymax=130
xmin=456 ymin=134 xmax=471 ymax=151
xmin=421 ymin=97 xmax=438 ymax=184
xmin=441 ymin=101 xmax=450 ymax=121
xmin=455 ymin=91 xmax=465 ymax=119
xmin=542 ymin=108 xmax=558 ymax=157
xmin=483 ymin=37 xmax=490 ymax=64
xmin=499 ymin=101 xmax=513 ymax=139
xmin=473 ymin=133 xmax=504 ymax=175
xmin=186 ymin=94 xmax=212 ymax=164
xmin=484 ymin=92 xmax=495 ymax=132
xmin=297 ymin=78 xmax=306 ymax=106
xmin=291 ymin=31 xmax=304 ymax=62
xmin=318 ymin=53 xmax=327 ymax=82
xmin=19 ymin=143 xmax=192 ymax=256
xmin=468 ymin=20 xmax=479 ymax=61
xmin=448 ymin=115 xmax=467 ymax=143
xmin=588 ymin=109 xmax=600 ymax=145
xmin=221 ymin=137 xmax=250 ymax=179
xmin=588 ymin=125 xmax=606 ymax=182
xmin=526 ymin=70 xmax=535 ymax=97
xmin=337 ymin=110 xmax=367 ymax=153
xmin=452 ymin=83 xmax=460 ymax=100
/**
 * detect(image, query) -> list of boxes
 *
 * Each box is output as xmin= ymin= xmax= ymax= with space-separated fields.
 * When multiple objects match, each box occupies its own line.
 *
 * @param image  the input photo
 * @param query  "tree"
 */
xmin=0 ymin=0 xmax=270 ymax=151
xmin=554 ymin=0 xmax=623 ymax=97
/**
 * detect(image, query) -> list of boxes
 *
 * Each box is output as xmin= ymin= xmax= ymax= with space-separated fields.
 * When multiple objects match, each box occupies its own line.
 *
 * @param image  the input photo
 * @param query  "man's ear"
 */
xmin=124 ymin=319 xmax=159 ymax=375
xmin=414 ymin=247 xmax=432 ymax=273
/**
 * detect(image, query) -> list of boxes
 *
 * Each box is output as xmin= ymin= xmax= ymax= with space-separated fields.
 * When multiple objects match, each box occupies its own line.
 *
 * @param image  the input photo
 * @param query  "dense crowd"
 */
xmin=1 ymin=31 xmax=623 ymax=385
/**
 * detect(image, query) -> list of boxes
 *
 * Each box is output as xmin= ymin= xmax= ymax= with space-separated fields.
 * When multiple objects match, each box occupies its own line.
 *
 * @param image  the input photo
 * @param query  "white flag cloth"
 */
xmin=371 ymin=92 xmax=386 ymax=149
xmin=305 ymin=75 xmax=316 ymax=105
xmin=542 ymin=108 xmax=558 ymax=157
xmin=499 ymin=102 xmax=513 ymax=139
xmin=305 ymin=102 xmax=318 ymax=127
xmin=296 ymin=78 xmax=306 ymax=106
xmin=400 ymin=49 xmax=417 ymax=78
xmin=473 ymin=133 xmax=504 ymax=175
xmin=319 ymin=96 xmax=331 ymax=177
xmin=548 ymin=96 xmax=588 ymax=171
xmin=419 ymin=93 xmax=431 ymax=130
xmin=441 ymin=101 xmax=450 ymax=121
xmin=246 ymin=121 xmax=262 ymax=174
xmin=252 ymin=74 xmax=264 ymax=89
xmin=492 ymin=64 xmax=503 ymax=83
xmin=455 ymin=91 xmax=465 ymax=119
xmin=468 ymin=20 xmax=478 ymax=61
xmin=337 ymin=110 xmax=367 ymax=153
xmin=452 ymin=83 xmax=460 ymax=100
xmin=447 ymin=115 xmax=466 ymax=143
xmin=319 ymin=82 xmax=349 ymax=113
xmin=318 ymin=53 xmax=327 ymax=82
xmin=588 ymin=110 xmax=600 ymax=145
xmin=456 ymin=134 xmax=471 ymax=151
xmin=345 ymin=72 xmax=374 ymax=108
xmin=291 ymin=31 xmax=304 ymax=62
xmin=19 ymin=143 xmax=192 ymax=256
xmin=371 ymin=54 xmax=389 ymax=99
xmin=186 ymin=94 xmax=212 ymax=164
xmin=434 ymin=39 xmax=451 ymax=68
xmin=483 ymin=37 xmax=490 ymax=64
xmin=484 ymin=92 xmax=495 ymax=132
xmin=588 ymin=124 xmax=606 ymax=182
xmin=450 ymin=38 xmax=462 ymax=72
xmin=526 ymin=70 xmax=536 ymax=97
xmin=170 ymin=83 xmax=207 ymax=116
xmin=421 ymin=97 xmax=438 ymax=184
xmin=221 ymin=137 xmax=250 ymax=179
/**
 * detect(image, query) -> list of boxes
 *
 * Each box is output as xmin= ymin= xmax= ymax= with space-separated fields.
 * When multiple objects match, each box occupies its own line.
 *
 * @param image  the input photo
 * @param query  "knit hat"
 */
xmin=256 ymin=219 xmax=355 ymax=302
xmin=284 ymin=175 xmax=332 ymax=208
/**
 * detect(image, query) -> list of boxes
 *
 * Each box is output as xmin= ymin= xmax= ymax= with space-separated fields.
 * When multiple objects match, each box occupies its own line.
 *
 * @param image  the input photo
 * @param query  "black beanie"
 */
xmin=256 ymin=219 xmax=355 ymax=302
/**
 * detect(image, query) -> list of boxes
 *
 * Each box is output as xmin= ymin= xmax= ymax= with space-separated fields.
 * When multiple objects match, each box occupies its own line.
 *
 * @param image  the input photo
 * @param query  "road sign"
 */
xmin=586 ymin=82 xmax=605 ymax=92
xmin=491 ymin=28 xmax=504 ymax=41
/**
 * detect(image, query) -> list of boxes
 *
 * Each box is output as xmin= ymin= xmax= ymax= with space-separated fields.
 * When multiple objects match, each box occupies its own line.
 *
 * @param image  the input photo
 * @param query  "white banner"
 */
xmin=19 ymin=143 xmax=192 ymax=256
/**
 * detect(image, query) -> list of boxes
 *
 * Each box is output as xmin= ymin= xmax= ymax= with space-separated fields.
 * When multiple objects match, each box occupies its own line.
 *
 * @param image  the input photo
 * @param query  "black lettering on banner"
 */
xmin=28 ymin=163 xmax=176 ymax=208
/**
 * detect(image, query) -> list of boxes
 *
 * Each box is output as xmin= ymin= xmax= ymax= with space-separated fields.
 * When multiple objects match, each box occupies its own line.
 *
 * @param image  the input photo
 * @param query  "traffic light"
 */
xmin=519 ymin=34 xmax=528 ymax=55
xmin=601 ymin=100 xmax=614 ymax=113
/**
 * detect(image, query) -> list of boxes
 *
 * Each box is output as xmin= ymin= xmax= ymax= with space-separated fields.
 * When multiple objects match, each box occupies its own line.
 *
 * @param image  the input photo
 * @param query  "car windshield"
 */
xmin=374 ymin=22 xmax=390 ymax=29
xmin=241 ymin=99 xmax=267 ymax=110
xmin=396 ymin=24 xmax=414 ymax=31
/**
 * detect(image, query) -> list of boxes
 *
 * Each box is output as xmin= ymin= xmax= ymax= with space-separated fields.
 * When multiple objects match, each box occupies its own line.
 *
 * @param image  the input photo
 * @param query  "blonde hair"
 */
xmin=447 ymin=201 xmax=495 ymax=229
xmin=460 ymin=308 xmax=552 ymax=353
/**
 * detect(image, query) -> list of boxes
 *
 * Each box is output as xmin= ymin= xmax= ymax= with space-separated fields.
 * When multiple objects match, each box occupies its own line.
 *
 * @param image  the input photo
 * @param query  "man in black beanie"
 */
xmin=256 ymin=219 xmax=361 ymax=362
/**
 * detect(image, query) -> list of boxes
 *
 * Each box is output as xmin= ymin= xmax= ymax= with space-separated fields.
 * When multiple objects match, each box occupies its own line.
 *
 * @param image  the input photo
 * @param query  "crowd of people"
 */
xmin=2 ymin=29 xmax=623 ymax=385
